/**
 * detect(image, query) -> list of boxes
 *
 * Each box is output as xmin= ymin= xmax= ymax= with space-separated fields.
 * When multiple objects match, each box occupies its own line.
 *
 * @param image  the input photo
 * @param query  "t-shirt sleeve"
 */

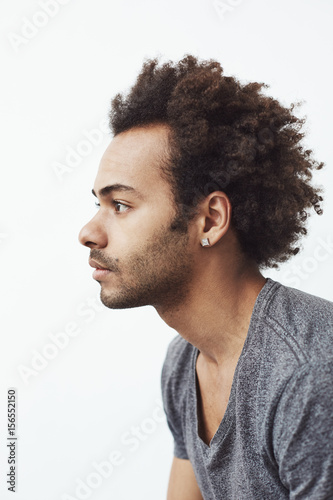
xmin=160 ymin=338 xmax=189 ymax=460
xmin=272 ymin=359 xmax=333 ymax=499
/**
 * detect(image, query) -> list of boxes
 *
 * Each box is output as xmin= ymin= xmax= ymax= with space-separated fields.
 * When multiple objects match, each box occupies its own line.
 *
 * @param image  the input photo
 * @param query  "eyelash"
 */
xmin=95 ymin=200 xmax=129 ymax=213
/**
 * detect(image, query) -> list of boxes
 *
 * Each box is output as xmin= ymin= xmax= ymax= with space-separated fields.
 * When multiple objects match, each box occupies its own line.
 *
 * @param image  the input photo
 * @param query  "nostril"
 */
xmin=84 ymin=241 xmax=97 ymax=248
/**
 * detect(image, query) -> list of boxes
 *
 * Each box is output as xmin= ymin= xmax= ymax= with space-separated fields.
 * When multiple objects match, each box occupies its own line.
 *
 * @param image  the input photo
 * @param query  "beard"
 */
xmin=90 ymin=213 xmax=194 ymax=311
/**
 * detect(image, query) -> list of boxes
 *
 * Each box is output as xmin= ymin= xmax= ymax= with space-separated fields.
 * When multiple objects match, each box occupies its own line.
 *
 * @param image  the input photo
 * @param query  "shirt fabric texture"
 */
xmin=161 ymin=278 xmax=333 ymax=499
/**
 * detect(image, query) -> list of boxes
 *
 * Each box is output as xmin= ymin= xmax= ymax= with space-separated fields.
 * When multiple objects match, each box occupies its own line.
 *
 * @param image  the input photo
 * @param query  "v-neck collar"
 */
xmin=189 ymin=277 xmax=279 ymax=453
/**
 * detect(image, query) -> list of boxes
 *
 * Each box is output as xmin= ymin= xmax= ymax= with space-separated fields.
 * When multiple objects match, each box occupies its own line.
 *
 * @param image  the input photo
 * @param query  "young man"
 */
xmin=78 ymin=55 xmax=333 ymax=499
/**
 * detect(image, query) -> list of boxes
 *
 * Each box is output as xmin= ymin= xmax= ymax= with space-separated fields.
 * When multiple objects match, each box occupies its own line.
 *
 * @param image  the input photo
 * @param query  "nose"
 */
xmin=78 ymin=215 xmax=108 ymax=249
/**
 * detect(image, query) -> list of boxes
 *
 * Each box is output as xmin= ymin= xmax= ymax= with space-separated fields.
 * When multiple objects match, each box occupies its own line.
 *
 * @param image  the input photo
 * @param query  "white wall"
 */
xmin=0 ymin=0 xmax=332 ymax=498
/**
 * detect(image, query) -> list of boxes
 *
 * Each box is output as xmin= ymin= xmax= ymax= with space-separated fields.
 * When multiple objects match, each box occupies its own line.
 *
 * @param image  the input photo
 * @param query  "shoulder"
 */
xmin=161 ymin=334 xmax=194 ymax=409
xmin=267 ymin=280 xmax=333 ymax=324
xmin=264 ymin=279 xmax=333 ymax=363
xmin=249 ymin=281 xmax=333 ymax=436
xmin=161 ymin=334 xmax=194 ymax=386
xmin=160 ymin=335 xmax=193 ymax=459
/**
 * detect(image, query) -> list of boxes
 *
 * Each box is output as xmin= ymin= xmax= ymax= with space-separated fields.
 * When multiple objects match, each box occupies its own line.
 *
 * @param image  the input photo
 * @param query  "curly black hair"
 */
xmin=109 ymin=55 xmax=324 ymax=269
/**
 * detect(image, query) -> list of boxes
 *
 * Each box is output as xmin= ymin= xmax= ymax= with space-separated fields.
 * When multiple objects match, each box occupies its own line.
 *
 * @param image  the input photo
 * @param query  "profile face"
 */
xmin=78 ymin=123 xmax=196 ymax=310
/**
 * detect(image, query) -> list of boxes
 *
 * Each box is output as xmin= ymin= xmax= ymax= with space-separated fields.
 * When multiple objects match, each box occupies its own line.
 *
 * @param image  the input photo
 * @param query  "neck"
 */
xmin=156 ymin=259 xmax=267 ymax=370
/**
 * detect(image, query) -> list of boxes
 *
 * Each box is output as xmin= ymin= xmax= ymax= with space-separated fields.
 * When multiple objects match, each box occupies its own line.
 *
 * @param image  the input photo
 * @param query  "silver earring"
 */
xmin=201 ymin=238 xmax=210 ymax=247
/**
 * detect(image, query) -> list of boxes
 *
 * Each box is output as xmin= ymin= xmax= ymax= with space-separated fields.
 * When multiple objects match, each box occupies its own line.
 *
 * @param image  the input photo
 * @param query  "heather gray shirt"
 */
xmin=161 ymin=278 xmax=333 ymax=499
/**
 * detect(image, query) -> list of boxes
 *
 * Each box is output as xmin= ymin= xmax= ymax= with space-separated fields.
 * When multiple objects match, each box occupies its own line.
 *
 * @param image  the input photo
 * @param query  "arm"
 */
xmin=167 ymin=457 xmax=204 ymax=500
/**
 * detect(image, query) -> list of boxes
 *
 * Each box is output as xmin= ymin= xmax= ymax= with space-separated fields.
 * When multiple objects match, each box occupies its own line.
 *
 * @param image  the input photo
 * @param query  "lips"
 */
xmin=89 ymin=258 xmax=110 ymax=271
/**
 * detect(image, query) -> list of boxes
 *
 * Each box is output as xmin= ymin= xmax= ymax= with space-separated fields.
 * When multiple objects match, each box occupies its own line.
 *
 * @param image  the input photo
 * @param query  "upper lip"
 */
xmin=89 ymin=258 xmax=110 ymax=270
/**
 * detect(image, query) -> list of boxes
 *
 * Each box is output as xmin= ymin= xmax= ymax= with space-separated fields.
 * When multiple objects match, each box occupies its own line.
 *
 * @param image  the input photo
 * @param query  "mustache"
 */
xmin=89 ymin=249 xmax=120 ymax=272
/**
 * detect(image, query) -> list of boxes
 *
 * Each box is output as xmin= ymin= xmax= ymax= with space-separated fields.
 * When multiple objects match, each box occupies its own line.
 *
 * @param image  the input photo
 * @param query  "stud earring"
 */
xmin=201 ymin=238 xmax=210 ymax=247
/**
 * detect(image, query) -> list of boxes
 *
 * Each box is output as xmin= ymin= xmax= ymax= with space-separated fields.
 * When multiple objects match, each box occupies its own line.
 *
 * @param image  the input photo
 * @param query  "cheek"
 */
xmin=104 ymin=199 xmax=176 ymax=250
xmin=116 ymin=209 xmax=159 ymax=241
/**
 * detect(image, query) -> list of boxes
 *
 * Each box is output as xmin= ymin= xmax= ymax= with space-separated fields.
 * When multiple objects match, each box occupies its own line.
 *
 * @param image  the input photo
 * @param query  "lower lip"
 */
xmin=92 ymin=269 xmax=113 ymax=280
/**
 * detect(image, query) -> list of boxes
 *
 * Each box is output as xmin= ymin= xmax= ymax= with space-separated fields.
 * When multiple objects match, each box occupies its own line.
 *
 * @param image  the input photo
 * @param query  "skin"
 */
xmin=78 ymin=122 xmax=267 ymax=376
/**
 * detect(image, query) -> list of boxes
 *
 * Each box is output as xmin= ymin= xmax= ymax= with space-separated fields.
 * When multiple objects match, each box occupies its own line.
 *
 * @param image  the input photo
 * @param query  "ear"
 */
xmin=198 ymin=191 xmax=232 ymax=247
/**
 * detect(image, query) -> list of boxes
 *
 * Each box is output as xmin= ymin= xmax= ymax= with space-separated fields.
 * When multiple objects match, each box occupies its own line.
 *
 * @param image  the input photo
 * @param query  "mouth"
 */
xmin=89 ymin=258 xmax=110 ymax=271
xmin=89 ymin=258 xmax=113 ymax=281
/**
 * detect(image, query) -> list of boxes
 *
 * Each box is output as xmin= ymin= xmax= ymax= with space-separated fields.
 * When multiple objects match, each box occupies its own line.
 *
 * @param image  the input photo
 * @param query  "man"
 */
xmin=78 ymin=55 xmax=333 ymax=499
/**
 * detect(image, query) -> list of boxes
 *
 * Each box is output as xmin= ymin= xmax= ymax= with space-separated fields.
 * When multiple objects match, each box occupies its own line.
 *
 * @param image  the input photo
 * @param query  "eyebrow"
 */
xmin=92 ymin=183 xmax=143 ymax=199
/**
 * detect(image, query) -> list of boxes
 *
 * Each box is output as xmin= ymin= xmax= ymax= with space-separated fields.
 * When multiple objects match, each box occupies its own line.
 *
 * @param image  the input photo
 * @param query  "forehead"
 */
xmin=95 ymin=123 xmax=172 ymax=197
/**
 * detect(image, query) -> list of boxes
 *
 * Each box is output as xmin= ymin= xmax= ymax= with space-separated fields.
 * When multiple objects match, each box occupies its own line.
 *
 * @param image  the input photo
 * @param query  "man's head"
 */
xmin=79 ymin=123 xmax=200 ymax=310
xmin=79 ymin=54 xmax=324 ymax=309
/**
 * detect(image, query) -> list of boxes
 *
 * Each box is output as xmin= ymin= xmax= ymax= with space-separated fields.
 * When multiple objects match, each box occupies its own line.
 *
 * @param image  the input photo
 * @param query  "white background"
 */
xmin=0 ymin=0 xmax=332 ymax=499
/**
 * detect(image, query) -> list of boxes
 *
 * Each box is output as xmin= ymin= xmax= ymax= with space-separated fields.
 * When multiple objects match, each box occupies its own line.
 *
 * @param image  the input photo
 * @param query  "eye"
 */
xmin=113 ymin=201 xmax=129 ymax=213
xmin=94 ymin=200 xmax=130 ymax=213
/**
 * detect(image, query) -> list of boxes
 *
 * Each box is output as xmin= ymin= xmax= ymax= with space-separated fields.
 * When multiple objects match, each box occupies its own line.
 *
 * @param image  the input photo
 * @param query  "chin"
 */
xmin=99 ymin=290 xmax=147 ymax=310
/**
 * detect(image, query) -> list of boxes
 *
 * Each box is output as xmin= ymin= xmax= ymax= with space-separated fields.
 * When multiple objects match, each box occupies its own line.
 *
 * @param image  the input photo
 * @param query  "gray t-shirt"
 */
xmin=161 ymin=278 xmax=333 ymax=499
